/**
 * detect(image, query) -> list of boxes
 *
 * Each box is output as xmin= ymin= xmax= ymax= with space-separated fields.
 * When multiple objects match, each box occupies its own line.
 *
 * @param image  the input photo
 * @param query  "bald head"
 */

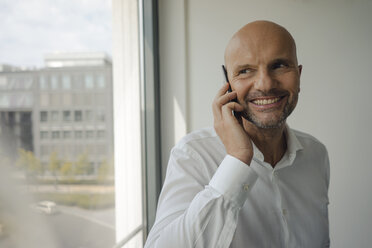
xmin=224 ymin=21 xmax=298 ymax=76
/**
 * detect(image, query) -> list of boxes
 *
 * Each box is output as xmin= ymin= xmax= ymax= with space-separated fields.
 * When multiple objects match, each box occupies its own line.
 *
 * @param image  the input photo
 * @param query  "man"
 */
xmin=145 ymin=20 xmax=330 ymax=248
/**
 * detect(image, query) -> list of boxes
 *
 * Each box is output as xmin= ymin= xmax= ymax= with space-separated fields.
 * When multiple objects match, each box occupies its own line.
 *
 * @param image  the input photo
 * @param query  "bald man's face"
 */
xmin=225 ymin=24 xmax=302 ymax=129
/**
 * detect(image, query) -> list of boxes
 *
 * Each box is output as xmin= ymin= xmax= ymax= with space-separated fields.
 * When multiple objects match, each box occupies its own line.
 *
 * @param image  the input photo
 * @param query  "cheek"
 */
xmin=232 ymin=79 xmax=253 ymax=101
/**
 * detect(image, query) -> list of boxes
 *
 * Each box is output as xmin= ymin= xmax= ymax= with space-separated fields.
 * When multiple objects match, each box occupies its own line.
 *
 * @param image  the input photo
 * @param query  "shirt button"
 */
xmin=243 ymin=184 xmax=250 ymax=192
xmin=282 ymin=209 xmax=287 ymax=215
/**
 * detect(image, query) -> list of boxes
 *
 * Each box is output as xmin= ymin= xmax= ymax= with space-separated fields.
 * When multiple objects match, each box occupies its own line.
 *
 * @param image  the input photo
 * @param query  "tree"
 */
xmin=48 ymin=151 xmax=61 ymax=187
xmin=59 ymin=161 xmax=74 ymax=178
xmin=97 ymin=159 xmax=114 ymax=183
xmin=75 ymin=153 xmax=89 ymax=175
xmin=16 ymin=149 xmax=42 ymax=180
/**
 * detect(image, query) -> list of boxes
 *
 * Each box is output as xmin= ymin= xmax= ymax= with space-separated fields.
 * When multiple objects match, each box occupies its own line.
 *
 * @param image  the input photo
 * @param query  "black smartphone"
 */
xmin=222 ymin=65 xmax=241 ymax=119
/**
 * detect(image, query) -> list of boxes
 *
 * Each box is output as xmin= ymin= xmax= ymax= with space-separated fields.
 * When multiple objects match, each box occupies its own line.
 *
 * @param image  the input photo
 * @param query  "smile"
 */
xmin=251 ymin=97 xmax=283 ymax=106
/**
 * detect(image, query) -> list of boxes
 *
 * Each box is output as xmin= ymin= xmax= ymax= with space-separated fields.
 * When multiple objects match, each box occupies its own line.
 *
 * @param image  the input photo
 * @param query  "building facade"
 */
xmin=0 ymin=52 xmax=113 ymax=175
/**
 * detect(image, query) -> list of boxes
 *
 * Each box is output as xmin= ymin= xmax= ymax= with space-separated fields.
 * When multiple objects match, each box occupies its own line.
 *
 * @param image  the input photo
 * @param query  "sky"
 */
xmin=0 ymin=0 xmax=112 ymax=68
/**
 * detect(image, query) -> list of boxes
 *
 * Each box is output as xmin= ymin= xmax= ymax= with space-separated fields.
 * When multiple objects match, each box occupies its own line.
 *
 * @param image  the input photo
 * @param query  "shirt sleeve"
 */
xmin=144 ymin=146 xmax=258 ymax=248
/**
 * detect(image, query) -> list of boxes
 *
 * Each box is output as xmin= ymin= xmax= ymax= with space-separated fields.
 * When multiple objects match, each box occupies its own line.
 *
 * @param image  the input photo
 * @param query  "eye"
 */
xmin=238 ymin=68 xmax=253 ymax=75
xmin=271 ymin=61 xmax=289 ymax=70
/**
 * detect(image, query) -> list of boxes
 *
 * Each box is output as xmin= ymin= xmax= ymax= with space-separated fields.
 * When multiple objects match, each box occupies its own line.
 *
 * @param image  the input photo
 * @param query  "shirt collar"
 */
xmin=252 ymin=124 xmax=303 ymax=169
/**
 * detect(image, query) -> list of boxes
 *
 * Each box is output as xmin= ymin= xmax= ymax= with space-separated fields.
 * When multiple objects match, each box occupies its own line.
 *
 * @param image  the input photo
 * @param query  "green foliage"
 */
xmin=16 ymin=149 xmax=42 ymax=177
xmin=59 ymin=161 xmax=74 ymax=177
xmin=97 ymin=159 xmax=114 ymax=182
xmin=75 ymin=153 xmax=89 ymax=175
xmin=48 ymin=151 xmax=61 ymax=174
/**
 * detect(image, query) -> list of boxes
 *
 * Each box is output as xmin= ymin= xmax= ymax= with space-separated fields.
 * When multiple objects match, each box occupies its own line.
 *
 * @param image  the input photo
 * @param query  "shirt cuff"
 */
xmin=209 ymin=155 xmax=258 ymax=208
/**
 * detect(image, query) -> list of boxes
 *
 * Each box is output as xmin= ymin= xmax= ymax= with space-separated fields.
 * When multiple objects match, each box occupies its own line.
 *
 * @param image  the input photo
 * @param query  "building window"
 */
xmin=40 ymin=131 xmax=49 ymax=139
xmin=62 ymin=75 xmax=71 ymax=89
xmin=51 ymin=111 xmax=59 ymax=122
xmin=40 ymin=111 xmax=48 ymax=122
xmin=51 ymin=75 xmax=58 ymax=89
xmin=39 ymin=76 xmax=48 ymax=89
xmin=74 ymin=130 xmax=83 ymax=139
xmin=63 ymin=111 xmax=71 ymax=122
xmin=97 ymin=130 xmax=105 ymax=138
xmin=85 ymin=74 xmax=94 ymax=89
xmin=51 ymin=131 xmax=60 ymax=139
xmin=74 ymin=110 xmax=82 ymax=122
xmin=86 ymin=130 xmax=94 ymax=139
xmin=85 ymin=110 xmax=93 ymax=121
xmin=63 ymin=131 xmax=71 ymax=139
xmin=97 ymin=75 xmax=105 ymax=88
xmin=96 ymin=109 xmax=105 ymax=122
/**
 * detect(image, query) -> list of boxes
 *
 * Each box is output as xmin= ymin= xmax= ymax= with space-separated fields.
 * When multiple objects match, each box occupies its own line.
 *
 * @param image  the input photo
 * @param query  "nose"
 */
xmin=253 ymin=69 xmax=277 ymax=92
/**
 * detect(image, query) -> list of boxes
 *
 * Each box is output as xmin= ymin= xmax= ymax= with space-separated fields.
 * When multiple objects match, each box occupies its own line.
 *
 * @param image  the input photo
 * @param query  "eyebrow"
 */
xmin=269 ymin=58 xmax=294 ymax=67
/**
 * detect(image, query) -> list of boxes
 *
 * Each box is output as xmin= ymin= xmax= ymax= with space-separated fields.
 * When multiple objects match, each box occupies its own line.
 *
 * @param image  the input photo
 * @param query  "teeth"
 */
xmin=253 ymin=97 xmax=280 ymax=105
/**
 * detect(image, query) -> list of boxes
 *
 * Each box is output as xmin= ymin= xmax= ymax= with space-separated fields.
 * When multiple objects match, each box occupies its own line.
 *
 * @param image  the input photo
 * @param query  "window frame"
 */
xmin=112 ymin=0 xmax=162 ymax=246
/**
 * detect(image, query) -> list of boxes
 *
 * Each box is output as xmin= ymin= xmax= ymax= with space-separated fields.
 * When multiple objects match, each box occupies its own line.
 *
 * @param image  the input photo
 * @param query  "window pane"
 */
xmin=74 ymin=130 xmax=83 ymax=139
xmin=63 ymin=130 xmax=71 ymax=139
xmin=97 ymin=75 xmax=105 ymax=88
xmin=74 ymin=110 xmax=82 ymax=122
xmin=0 ymin=1 xmax=115 ymax=247
xmin=51 ymin=111 xmax=59 ymax=121
xmin=51 ymin=75 xmax=58 ymax=89
xmin=40 ymin=76 xmax=48 ymax=89
xmin=85 ymin=74 xmax=94 ymax=89
xmin=63 ymin=111 xmax=71 ymax=122
xmin=62 ymin=75 xmax=71 ymax=89
xmin=85 ymin=110 xmax=93 ymax=121
xmin=40 ymin=131 xmax=49 ymax=139
xmin=40 ymin=111 xmax=48 ymax=122
xmin=51 ymin=131 xmax=60 ymax=139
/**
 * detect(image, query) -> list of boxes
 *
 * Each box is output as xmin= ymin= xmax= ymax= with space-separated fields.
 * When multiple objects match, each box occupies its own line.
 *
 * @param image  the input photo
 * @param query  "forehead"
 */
xmin=225 ymin=26 xmax=297 ymax=68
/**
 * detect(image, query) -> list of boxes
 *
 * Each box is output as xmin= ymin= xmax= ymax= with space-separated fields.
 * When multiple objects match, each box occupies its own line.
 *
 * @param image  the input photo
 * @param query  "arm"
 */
xmin=145 ymin=83 xmax=256 ymax=248
xmin=144 ymin=147 xmax=258 ymax=248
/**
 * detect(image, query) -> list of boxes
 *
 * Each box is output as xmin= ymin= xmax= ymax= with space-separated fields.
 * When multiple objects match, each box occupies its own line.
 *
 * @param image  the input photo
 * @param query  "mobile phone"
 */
xmin=222 ymin=65 xmax=241 ymax=119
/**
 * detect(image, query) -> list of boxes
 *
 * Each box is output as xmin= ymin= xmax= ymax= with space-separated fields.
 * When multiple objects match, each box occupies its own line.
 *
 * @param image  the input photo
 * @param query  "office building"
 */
xmin=0 ymin=52 xmax=113 ymax=175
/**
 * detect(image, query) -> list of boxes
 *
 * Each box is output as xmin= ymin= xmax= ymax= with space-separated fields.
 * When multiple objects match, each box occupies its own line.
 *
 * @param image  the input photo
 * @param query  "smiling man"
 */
xmin=145 ymin=21 xmax=330 ymax=248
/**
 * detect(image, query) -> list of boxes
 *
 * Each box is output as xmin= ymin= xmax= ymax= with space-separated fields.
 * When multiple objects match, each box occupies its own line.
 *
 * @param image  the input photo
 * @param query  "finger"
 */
xmin=212 ymin=91 xmax=237 ymax=120
xmin=216 ymin=82 xmax=230 ymax=97
xmin=221 ymin=102 xmax=244 ymax=120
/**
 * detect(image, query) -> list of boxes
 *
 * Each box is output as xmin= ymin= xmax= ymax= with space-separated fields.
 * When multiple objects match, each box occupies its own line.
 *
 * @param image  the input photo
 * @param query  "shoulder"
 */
xmin=175 ymin=127 xmax=223 ymax=151
xmin=292 ymin=128 xmax=327 ymax=153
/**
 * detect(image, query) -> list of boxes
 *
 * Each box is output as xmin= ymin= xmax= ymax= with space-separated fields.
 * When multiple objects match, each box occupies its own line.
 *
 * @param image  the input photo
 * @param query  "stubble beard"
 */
xmin=241 ymin=93 xmax=298 ymax=129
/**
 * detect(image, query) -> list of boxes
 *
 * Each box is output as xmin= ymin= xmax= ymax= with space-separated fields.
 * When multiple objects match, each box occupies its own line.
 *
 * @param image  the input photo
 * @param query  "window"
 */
xmin=97 ymin=130 xmax=105 ymax=138
xmin=0 ymin=1 xmax=155 ymax=247
xmin=51 ymin=111 xmax=59 ymax=122
xmin=74 ymin=110 xmax=82 ymax=122
xmin=63 ymin=111 xmax=71 ymax=122
xmin=63 ymin=131 xmax=71 ymax=139
xmin=51 ymin=75 xmax=58 ymax=89
xmin=86 ymin=130 xmax=94 ymax=139
xmin=96 ymin=109 xmax=105 ymax=122
xmin=84 ymin=74 xmax=94 ymax=89
xmin=85 ymin=110 xmax=93 ymax=121
xmin=62 ymin=75 xmax=71 ymax=89
xmin=40 ymin=111 xmax=48 ymax=122
xmin=40 ymin=131 xmax=49 ymax=139
xmin=40 ymin=76 xmax=48 ymax=89
xmin=74 ymin=130 xmax=83 ymax=139
xmin=51 ymin=131 xmax=60 ymax=139
xmin=97 ymin=75 xmax=105 ymax=88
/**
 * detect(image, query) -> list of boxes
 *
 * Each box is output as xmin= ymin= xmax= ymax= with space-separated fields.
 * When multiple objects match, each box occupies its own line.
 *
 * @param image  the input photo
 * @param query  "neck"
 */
xmin=243 ymin=120 xmax=287 ymax=167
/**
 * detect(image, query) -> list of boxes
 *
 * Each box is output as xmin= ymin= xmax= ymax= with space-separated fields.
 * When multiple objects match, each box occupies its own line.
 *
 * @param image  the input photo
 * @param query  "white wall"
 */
xmin=159 ymin=0 xmax=372 ymax=247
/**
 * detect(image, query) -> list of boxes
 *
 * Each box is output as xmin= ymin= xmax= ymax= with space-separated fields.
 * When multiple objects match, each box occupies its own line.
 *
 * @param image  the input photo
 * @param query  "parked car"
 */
xmin=30 ymin=201 xmax=58 ymax=215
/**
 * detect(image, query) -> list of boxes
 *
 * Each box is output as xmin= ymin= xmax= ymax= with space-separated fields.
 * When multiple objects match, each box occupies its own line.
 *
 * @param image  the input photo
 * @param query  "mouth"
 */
xmin=250 ymin=96 xmax=286 ymax=106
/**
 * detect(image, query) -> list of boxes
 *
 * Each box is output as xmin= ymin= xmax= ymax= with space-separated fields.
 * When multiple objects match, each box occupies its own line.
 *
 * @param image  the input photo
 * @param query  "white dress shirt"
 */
xmin=145 ymin=126 xmax=330 ymax=248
